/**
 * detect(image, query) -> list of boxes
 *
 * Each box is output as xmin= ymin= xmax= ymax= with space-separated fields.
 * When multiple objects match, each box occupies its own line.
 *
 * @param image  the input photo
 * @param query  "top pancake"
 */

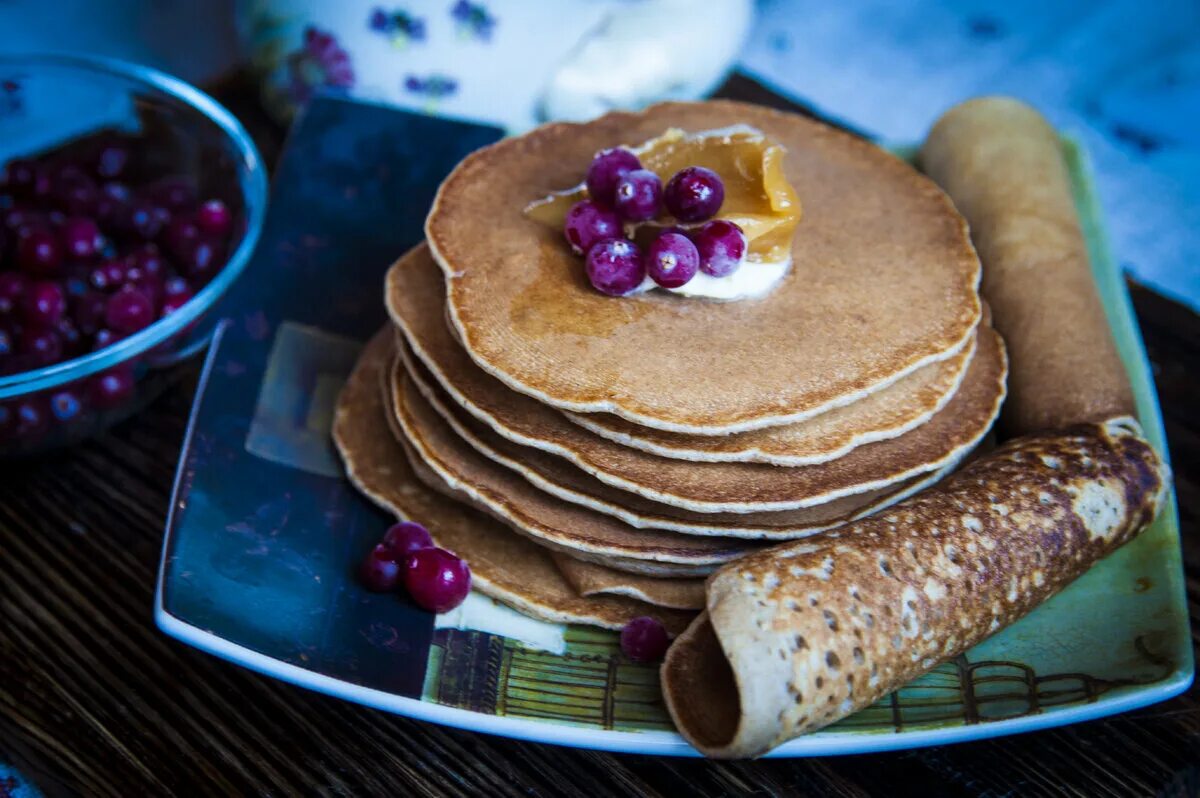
xmin=426 ymin=99 xmax=982 ymax=434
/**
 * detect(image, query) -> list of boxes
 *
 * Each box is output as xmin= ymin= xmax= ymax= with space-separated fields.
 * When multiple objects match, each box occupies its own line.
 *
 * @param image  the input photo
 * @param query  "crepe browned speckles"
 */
xmin=390 ymin=361 xmax=756 ymax=576
xmin=387 ymin=249 xmax=1007 ymax=513
xmin=920 ymin=97 xmax=1134 ymax=436
xmin=426 ymin=100 xmax=982 ymax=434
xmin=332 ymin=330 xmax=695 ymax=634
xmin=398 ymin=339 xmax=967 ymax=539
xmin=552 ymin=555 xmax=707 ymax=611
xmin=661 ymin=418 xmax=1169 ymax=757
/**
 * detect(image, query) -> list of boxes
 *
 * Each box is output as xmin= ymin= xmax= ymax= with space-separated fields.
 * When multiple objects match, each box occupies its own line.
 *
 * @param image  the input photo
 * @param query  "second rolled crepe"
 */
xmin=919 ymin=97 xmax=1134 ymax=436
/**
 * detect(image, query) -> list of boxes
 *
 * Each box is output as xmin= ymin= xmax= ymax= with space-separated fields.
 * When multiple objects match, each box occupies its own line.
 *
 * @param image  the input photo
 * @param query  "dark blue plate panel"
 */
xmin=160 ymin=95 xmax=502 ymax=697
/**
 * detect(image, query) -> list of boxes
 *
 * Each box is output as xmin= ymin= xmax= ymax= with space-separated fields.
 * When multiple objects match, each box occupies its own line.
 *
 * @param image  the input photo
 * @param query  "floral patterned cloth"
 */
xmin=245 ymin=0 xmax=615 ymax=128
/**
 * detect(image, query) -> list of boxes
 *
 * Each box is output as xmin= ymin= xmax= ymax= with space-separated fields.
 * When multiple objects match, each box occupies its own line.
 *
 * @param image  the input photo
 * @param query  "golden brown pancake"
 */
xmin=565 ymin=333 xmax=973 ymax=464
xmin=388 ymin=250 xmax=1007 ymax=513
xmin=552 ymin=555 xmax=707 ymax=611
xmin=393 ymin=243 xmax=975 ymax=467
xmin=399 ymin=339 xmax=967 ymax=539
xmin=333 ymin=331 xmax=695 ymax=634
xmin=426 ymin=100 xmax=982 ymax=434
xmin=390 ymin=362 xmax=756 ymax=575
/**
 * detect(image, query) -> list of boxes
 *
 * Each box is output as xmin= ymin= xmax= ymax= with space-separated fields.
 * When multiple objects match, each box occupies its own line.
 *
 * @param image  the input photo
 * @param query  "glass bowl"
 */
xmin=0 ymin=54 xmax=267 ymax=456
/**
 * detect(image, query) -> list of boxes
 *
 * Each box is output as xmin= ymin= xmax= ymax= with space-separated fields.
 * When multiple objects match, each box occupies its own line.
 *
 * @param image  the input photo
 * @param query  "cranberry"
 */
xmin=645 ymin=231 xmax=699 ymax=289
xmin=122 ymin=200 xmax=170 ymax=240
xmin=105 ymin=286 xmax=154 ymax=333
xmin=53 ymin=163 xmax=87 ymax=183
xmin=586 ymin=148 xmax=642 ymax=208
xmin=0 ymin=271 xmax=27 ymax=315
xmin=13 ymin=398 xmax=49 ymax=439
xmin=196 ymin=199 xmax=232 ymax=237
xmin=125 ymin=246 xmax=166 ymax=281
xmin=613 ymin=169 xmax=663 ymax=223
xmin=89 ymin=259 xmax=126 ymax=292
xmin=693 ymin=219 xmax=747 ymax=278
xmin=383 ymin=521 xmax=434 ymax=559
xmin=48 ymin=388 xmax=83 ymax=422
xmin=620 ymin=616 xmax=669 ymax=663
xmin=91 ymin=328 xmax=124 ymax=352
xmin=150 ymin=178 xmax=196 ymax=212
xmin=4 ymin=159 xmax=40 ymax=196
xmin=96 ymin=181 xmax=131 ymax=225
xmin=3 ymin=204 xmax=45 ymax=232
xmin=57 ymin=317 xmax=84 ymax=354
xmin=63 ymin=274 xmax=88 ymax=299
xmin=54 ymin=170 xmax=98 ymax=216
xmin=585 ymin=238 xmax=645 ymax=297
xmin=180 ymin=239 xmax=222 ymax=283
xmin=163 ymin=275 xmax=193 ymax=299
xmin=19 ymin=327 xmax=63 ymax=367
xmin=72 ymin=291 xmax=108 ymax=334
xmin=359 ymin=543 xmax=403 ymax=592
xmin=90 ymin=365 xmax=135 ymax=408
xmin=160 ymin=278 xmax=194 ymax=316
xmin=100 ymin=181 xmax=132 ymax=203
xmin=129 ymin=276 xmax=163 ymax=312
xmin=31 ymin=169 xmax=52 ymax=201
xmin=94 ymin=143 xmax=131 ymax=180
xmin=21 ymin=281 xmax=66 ymax=327
xmin=404 ymin=547 xmax=471 ymax=612
xmin=60 ymin=217 xmax=104 ymax=260
xmin=664 ymin=166 xmax=725 ymax=223
xmin=563 ymin=200 xmax=623 ymax=256
xmin=163 ymin=215 xmax=200 ymax=258
xmin=16 ymin=227 xmax=62 ymax=276
xmin=161 ymin=295 xmax=191 ymax=317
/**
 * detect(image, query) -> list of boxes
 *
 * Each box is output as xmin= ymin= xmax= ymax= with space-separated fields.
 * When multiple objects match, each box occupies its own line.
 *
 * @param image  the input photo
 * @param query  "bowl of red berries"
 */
xmin=0 ymin=54 xmax=267 ymax=455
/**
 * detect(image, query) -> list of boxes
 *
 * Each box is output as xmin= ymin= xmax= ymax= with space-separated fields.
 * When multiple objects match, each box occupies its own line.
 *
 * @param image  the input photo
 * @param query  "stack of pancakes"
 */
xmin=335 ymin=101 xmax=1008 ymax=633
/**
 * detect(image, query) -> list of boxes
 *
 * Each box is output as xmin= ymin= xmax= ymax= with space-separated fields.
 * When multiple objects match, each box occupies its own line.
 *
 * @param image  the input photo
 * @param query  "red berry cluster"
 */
xmin=0 ymin=132 xmax=237 ymax=379
xmin=0 ymin=131 xmax=241 ymax=447
xmin=562 ymin=147 xmax=747 ymax=297
xmin=359 ymin=521 xmax=472 ymax=613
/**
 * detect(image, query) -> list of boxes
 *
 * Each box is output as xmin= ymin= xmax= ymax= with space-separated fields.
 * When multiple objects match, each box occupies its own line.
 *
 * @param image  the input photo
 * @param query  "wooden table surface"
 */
xmin=1 ymin=77 xmax=1198 ymax=797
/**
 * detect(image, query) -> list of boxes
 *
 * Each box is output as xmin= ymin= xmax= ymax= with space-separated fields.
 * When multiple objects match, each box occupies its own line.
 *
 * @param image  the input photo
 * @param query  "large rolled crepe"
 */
xmin=920 ymin=97 xmax=1134 ymax=435
xmin=662 ymin=418 xmax=1168 ymax=758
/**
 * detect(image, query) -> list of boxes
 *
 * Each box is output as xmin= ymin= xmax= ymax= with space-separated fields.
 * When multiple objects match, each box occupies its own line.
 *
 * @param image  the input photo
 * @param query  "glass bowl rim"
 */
xmin=0 ymin=52 xmax=268 ymax=400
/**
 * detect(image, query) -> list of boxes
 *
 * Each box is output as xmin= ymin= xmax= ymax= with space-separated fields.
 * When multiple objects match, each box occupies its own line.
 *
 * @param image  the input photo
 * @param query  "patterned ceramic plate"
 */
xmin=155 ymin=95 xmax=1190 ymax=757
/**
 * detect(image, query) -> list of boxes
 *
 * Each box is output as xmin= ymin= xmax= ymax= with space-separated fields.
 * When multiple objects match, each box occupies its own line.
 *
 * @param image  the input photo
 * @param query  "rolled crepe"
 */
xmin=920 ymin=97 xmax=1134 ymax=436
xmin=662 ymin=417 xmax=1167 ymax=758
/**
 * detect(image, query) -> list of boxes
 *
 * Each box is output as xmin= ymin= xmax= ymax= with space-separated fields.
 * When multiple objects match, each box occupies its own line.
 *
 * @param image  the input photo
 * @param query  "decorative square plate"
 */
xmin=155 ymin=94 xmax=1190 ymax=757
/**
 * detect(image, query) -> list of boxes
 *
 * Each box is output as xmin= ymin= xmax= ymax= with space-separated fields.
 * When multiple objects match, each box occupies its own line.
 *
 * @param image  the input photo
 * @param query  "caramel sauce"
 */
xmin=524 ymin=128 xmax=801 ymax=264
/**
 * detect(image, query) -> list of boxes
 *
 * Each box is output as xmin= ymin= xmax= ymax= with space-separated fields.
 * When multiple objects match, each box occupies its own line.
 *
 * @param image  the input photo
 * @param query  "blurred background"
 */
xmin=2 ymin=0 xmax=1194 ymax=309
